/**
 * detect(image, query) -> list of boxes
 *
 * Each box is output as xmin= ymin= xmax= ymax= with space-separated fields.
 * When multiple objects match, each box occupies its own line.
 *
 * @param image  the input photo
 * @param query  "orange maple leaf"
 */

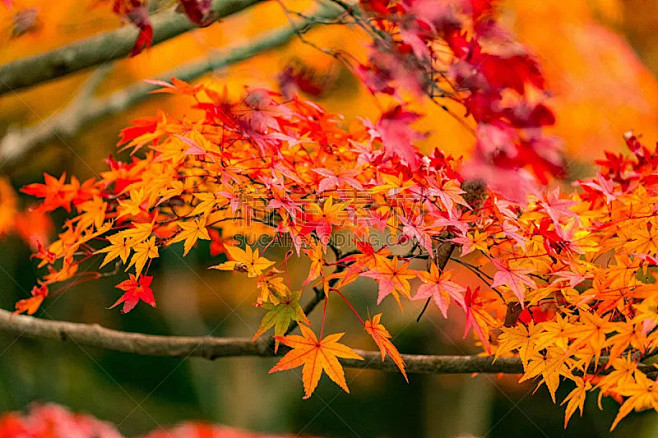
xmin=364 ymin=313 xmax=408 ymax=382
xmin=270 ymin=325 xmax=363 ymax=398
xmin=14 ymin=284 xmax=48 ymax=316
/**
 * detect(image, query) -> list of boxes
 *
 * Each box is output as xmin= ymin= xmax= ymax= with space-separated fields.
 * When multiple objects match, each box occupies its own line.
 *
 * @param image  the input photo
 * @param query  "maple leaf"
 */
xmin=495 ymin=322 xmax=543 ymax=367
xmin=610 ymin=371 xmax=658 ymax=431
xmin=580 ymin=173 xmax=618 ymax=203
xmin=270 ymin=325 xmax=363 ymax=398
xmin=361 ymin=255 xmax=416 ymax=309
xmin=364 ymin=313 xmax=408 ymax=381
xmin=373 ymin=106 xmax=425 ymax=170
xmin=303 ymin=241 xmax=325 ymax=285
xmin=117 ymin=187 xmax=148 ymax=218
xmin=398 ymin=215 xmax=433 ymax=256
xmin=561 ymin=377 xmax=592 ymax=428
xmin=462 ymin=286 xmax=496 ymax=353
xmin=126 ymin=236 xmax=159 ymax=276
xmin=256 ymin=269 xmax=289 ymax=305
xmin=520 ymin=348 xmax=575 ymax=403
xmin=169 ymin=218 xmax=211 ymax=256
xmin=110 ymin=274 xmax=155 ymax=313
xmin=14 ymin=284 xmax=48 ymax=315
xmin=253 ymin=290 xmax=310 ymax=352
xmin=97 ymin=233 xmax=131 ymax=268
xmin=21 ymin=173 xmax=82 ymax=212
xmin=451 ymin=230 xmax=490 ymax=257
xmin=491 ymin=258 xmax=537 ymax=305
xmin=313 ymin=168 xmax=364 ymax=193
xmin=413 ymin=264 xmax=466 ymax=318
xmin=117 ymin=221 xmax=154 ymax=245
xmin=210 ymin=244 xmax=275 ymax=277
xmin=299 ymin=197 xmax=346 ymax=245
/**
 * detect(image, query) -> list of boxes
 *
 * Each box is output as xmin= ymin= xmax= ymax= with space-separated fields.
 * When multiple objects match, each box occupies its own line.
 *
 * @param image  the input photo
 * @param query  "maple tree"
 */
xmin=3 ymin=0 xmax=658 ymax=434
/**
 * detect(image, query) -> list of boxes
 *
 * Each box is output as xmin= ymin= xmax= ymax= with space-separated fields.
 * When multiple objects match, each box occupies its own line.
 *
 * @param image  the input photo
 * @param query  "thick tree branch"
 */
xmin=0 ymin=0 xmax=261 ymax=95
xmin=1 ymin=309 xmax=653 ymax=376
xmin=0 ymin=9 xmax=341 ymax=170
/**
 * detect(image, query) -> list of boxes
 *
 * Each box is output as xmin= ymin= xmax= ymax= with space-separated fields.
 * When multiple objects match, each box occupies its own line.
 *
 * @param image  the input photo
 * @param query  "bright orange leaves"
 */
xmin=364 ymin=313 xmax=407 ymax=381
xmin=361 ymin=255 xmax=415 ymax=308
xmin=270 ymin=325 xmax=363 ymax=399
xmin=10 ymin=33 xmax=658 ymax=428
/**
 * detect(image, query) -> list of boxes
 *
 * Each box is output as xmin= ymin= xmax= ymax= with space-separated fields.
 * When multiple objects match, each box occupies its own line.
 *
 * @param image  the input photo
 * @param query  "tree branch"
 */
xmin=0 ymin=0 xmax=261 ymax=95
xmin=1 ymin=309 xmax=653 ymax=376
xmin=0 ymin=9 xmax=341 ymax=170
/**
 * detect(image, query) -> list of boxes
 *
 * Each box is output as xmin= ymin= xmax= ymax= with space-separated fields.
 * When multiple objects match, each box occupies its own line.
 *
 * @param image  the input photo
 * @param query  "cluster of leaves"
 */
xmin=18 ymin=78 xmax=658 ymax=428
xmin=354 ymin=0 xmax=564 ymax=199
xmin=0 ymin=403 xmax=301 ymax=437
xmin=11 ymin=0 xmax=658 ymax=431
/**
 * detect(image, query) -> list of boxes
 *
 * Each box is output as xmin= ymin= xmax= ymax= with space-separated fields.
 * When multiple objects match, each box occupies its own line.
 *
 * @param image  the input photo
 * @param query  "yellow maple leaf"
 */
xmin=611 ymin=371 xmax=658 ymax=431
xmin=561 ymin=377 xmax=592 ymax=428
xmin=126 ymin=236 xmax=159 ymax=276
xmin=97 ymin=233 xmax=131 ymax=268
xmin=169 ymin=217 xmax=211 ymax=256
xmin=495 ymin=322 xmax=543 ymax=367
xmin=116 ymin=221 xmax=154 ymax=245
xmin=256 ymin=269 xmax=289 ymax=305
xmin=210 ymin=244 xmax=275 ymax=277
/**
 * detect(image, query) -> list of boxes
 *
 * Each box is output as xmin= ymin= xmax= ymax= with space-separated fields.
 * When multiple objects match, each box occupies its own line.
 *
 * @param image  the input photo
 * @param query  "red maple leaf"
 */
xmin=373 ymin=106 xmax=425 ymax=170
xmin=110 ymin=274 xmax=155 ymax=313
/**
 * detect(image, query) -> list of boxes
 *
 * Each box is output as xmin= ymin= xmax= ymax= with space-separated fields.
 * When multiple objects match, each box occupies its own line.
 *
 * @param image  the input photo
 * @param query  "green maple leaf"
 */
xmin=253 ymin=290 xmax=310 ymax=352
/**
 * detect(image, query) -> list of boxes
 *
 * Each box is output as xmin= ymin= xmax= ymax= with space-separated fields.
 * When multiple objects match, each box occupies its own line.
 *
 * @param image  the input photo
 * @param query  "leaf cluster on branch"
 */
xmin=2 ymin=0 xmax=658 ymax=431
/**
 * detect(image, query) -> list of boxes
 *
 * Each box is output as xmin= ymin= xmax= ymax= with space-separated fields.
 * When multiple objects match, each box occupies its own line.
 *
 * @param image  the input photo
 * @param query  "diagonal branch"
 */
xmin=0 ymin=8 xmax=342 ymax=171
xmin=1 ymin=309 xmax=654 ymax=376
xmin=0 ymin=0 xmax=261 ymax=95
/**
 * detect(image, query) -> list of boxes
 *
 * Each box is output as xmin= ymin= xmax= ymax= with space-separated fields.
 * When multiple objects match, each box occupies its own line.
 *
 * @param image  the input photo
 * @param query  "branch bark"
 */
xmin=1 ymin=309 xmax=653 ymax=376
xmin=0 ymin=10 xmax=339 ymax=170
xmin=0 ymin=0 xmax=261 ymax=95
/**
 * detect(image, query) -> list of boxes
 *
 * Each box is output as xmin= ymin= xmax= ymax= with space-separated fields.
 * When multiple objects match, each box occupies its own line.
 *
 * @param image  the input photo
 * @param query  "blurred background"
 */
xmin=1 ymin=0 xmax=658 ymax=436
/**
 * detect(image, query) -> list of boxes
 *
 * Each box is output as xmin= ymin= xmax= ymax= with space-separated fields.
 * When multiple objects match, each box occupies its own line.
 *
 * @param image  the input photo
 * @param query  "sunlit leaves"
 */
xmin=168 ymin=217 xmax=211 ymax=256
xmin=270 ymin=325 xmax=363 ymax=399
xmin=562 ymin=378 xmax=592 ymax=428
xmin=126 ymin=236 xmax=159 ymax=276
xmin=210 ymin=245 xmax=275 ymax=278
xmin=14 ymin=67 xmax=658 ymax=429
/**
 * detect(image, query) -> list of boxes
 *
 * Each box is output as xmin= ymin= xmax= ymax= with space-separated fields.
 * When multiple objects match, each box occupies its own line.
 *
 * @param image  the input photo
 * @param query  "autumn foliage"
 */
xmin=0 ymin=403 xmax=301 ymax=437
xmin=7 ymin=0 xmax=658 ymax=432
